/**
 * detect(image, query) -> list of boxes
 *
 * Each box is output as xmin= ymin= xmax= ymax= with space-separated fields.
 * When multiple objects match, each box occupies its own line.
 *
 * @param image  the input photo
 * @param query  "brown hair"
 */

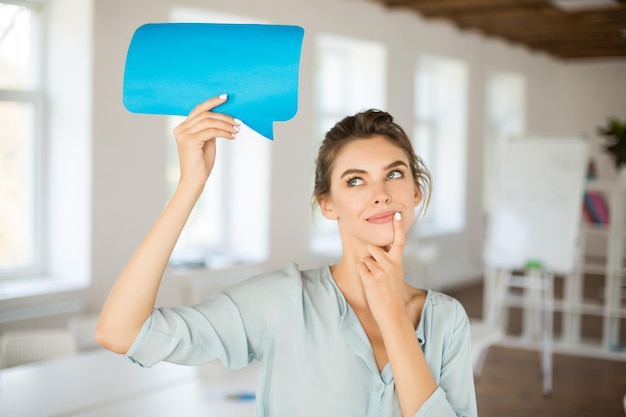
xmin=313 ymin=109 xmax=431 ymax=214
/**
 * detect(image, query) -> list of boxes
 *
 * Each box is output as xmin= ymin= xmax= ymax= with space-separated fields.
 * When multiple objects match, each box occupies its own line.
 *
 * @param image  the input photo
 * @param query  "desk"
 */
xmin=0 ymin=349 xmax=258 ymax=417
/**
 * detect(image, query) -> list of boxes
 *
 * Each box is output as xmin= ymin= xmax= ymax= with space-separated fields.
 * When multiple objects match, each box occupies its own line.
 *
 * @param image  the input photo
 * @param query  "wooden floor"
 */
xmin=445 ymin=281 xmax=626 ymax=417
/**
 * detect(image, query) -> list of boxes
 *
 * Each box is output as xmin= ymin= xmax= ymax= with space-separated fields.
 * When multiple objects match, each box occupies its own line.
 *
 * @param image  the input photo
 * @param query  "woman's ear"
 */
xmin=318 ymin=195 xmax=339 ymax=220
xmin=414 ymin=186 xmax=423 ymax=207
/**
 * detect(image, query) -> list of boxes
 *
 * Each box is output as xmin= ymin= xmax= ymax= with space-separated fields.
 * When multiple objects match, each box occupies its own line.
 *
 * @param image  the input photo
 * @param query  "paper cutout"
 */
xmin=123 ymin=23 xmax=305 ymax=140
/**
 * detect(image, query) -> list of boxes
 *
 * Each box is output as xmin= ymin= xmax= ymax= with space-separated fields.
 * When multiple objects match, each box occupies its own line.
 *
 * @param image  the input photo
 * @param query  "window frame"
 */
xmin=413 ymin=55 xmax=469 ymax=237
xmin=310 ymin=33 xmax=388 ymax=255
xmin=483 ymin=71 xmax=526 ymax=216
xmin=165 ymin=7 xmax=272 ymax=270
xmin=0 ymin=0 xmax=46 ymax=279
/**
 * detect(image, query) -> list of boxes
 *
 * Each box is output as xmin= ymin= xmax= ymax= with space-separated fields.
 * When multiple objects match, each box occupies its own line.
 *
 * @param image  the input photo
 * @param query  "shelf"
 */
xmin=485 ymin=178 xmax=626 ymax=357
xmin=586 ymin=179 xmax=626 ymax=192
xmin=580 ymin=223 xmax=626 ymax=235
xmin=580 ymin=223 xmax=610 ymax=233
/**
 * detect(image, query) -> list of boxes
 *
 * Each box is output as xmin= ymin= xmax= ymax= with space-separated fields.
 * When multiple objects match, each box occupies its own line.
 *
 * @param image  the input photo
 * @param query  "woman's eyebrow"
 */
xmin=385 ymin=160 xmax=408 ymax=170
xmin=339 ymin=160 xmax=408 ymax=179
xmin=339 ymin=168 xmax=367 ymax=179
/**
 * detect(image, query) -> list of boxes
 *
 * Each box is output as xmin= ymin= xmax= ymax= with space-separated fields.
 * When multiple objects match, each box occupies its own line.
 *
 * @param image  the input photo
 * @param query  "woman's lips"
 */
xmin=367 ymin=211 xmax=396 ymax=224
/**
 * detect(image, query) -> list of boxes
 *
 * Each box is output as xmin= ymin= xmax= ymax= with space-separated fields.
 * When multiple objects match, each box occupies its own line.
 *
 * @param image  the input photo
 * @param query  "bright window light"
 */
xmin=484 ymin=72 xmax=525 ymax=215
xmin=311 ymin=34 xmax=387 ymax=255
xmin=414 ymin=55 xmax=468 ymax=236
xmin=0 ymin=2 xmax=41 ymax=275
xmin=166 ymin=8 xmax=271 ymax=269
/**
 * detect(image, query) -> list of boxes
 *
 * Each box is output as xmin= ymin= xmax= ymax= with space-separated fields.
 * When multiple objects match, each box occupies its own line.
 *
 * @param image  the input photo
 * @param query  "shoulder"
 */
xmin=424 ymin=290 xmax=471 ymax=330
xmin=223 ymin=263 xmax=305 ymax=300
xmin=221 ymin=264 xmax=332 ymax=303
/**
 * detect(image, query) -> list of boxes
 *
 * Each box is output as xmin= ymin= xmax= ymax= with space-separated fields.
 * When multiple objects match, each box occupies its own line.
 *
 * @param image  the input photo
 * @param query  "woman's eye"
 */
xmin=387 ymin=170 xmax=404 ymax=180
xmin=347 ymin=177 xmax=364 ymax=187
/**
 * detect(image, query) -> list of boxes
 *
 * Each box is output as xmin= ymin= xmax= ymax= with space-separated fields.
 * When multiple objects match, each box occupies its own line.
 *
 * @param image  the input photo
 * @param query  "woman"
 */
xmin=96 ymin=94 xmax=477 ymax=417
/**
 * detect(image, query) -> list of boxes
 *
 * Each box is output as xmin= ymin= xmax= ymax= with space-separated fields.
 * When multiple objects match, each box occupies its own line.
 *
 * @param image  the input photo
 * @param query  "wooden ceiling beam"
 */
xmin=509 ymin=30 xmax=626 ymax=44
xmin=450 ymin=9 xmax=626 ymax=26
xmin=366 ymin=0 xmax=626 ymax=59
xmin=526 ymin=38 xmax=626 ymax=49
xmin=452 ymin=15 xmax=626 ymax=33
xmin=551 ymin=45 xmax=626 ymax=58
xmin=382 ymin=0 xmax=545 ymax=7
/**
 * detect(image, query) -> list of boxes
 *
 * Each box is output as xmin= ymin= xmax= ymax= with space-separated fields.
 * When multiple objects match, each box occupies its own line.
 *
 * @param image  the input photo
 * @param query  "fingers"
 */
xmin=360 ymin=253 xmax=383 ymax=273
xmin=365 ymin=245 xmax=388 ymax=266
xmin=388 ymin=211 xmax=406 ymax=256
xmin=358 ymin=211 xmax=406 ymax=281
xmin=184 ymin=114 xmax=240 ymax=138
xmin=175 ymin=94 xmax=241 ymax=142
xmin=188 ymin=94 xmax=229 ymax=119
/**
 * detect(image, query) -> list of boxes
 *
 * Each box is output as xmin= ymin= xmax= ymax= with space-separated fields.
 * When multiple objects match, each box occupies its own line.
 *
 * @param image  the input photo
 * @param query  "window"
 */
xmin=311 ymin=34 xmax=387 ymax=254
xmin=414 ymin=56 xmax=468 ymax=235
xmin=484 ymin=72 xmax=525 ymax=216
xmin=1 ymin=0 xmax=91 ymax=293
xmin=0 ymin=2 xmax=43 ymax=276
xmin=166 ymin=8 xmax=271 ymax=269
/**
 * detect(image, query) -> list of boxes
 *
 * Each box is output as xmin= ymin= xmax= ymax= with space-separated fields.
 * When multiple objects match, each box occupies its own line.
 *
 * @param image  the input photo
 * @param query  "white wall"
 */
xmin=85 ymin=0 xmax=626 ymax=309
xmin=5 ymin=0 xmax=625 ymax=322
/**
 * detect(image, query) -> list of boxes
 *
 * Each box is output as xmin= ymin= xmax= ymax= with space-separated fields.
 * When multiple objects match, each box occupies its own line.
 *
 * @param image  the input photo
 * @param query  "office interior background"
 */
xmin=1 ymin=0 xmax=625 ymax=414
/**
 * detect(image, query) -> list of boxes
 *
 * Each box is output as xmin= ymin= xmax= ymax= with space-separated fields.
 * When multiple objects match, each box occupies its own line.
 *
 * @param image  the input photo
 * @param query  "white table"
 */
xmin=0 ymin=349 xmax=258 ymax=417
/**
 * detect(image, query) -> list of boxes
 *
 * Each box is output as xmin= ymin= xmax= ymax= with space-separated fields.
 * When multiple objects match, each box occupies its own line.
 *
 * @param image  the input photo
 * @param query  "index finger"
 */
xmin=389 ymin=211 xmax=406 ymax=256
xmin=187 ymin=94 xmax=230 ymax=119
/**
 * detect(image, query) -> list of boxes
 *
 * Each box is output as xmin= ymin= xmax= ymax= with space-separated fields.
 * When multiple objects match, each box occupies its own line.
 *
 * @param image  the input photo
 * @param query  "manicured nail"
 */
xmin=234 ymin=124 xmax=241 ymax=132
xmin=395 ymin=212 xmax=401 ymax=221
xmin=234 ymin=118 xmax=242 ymax=125
xmin=219 ymin=93 xmax=227 ymax=100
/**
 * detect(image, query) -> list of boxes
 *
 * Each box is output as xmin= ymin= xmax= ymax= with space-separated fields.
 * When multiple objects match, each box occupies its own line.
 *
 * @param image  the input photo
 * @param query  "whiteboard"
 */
xmin=484 ymin=136 xmax=589 ymax=274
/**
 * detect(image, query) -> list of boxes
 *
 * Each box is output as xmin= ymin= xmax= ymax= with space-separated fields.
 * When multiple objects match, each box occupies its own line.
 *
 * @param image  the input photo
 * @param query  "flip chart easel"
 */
xmin=482 ymin=135 xmax=589 ymax=395
xmin=484 ymin=136 xmax=589 ymax=273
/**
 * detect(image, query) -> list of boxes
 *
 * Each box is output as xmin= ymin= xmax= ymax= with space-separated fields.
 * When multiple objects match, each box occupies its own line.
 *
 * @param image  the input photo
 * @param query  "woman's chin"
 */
xmin=368 ymin=236 xmax=394 ymax=249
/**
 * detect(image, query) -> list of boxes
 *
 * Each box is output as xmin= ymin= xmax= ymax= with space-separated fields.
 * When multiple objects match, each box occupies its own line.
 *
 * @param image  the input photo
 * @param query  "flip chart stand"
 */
xmin=480 ymin=136 xmax=588 ymax=396
xmin=487 ymin=261 xmax=554 ymax=395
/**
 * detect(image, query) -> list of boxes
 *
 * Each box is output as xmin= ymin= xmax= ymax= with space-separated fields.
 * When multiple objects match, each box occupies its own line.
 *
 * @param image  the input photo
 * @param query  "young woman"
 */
xmin=96 ymin=94 xmax=477 ymax=417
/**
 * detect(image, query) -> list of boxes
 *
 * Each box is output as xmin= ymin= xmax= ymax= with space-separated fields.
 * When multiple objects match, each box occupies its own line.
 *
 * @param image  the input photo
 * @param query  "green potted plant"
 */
xmin=597 ymin=117 xmax=626 ymax=174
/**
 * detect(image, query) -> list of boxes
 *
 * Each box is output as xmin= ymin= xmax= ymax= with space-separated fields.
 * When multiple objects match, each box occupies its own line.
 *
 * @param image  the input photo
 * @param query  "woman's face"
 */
xmin=319 ymin=135 xmax=421 ymax=250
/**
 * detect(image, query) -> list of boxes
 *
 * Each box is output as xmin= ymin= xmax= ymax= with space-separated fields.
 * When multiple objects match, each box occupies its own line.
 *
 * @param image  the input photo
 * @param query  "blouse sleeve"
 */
xmin=125 ymin=264 xmax=302 ymax=369
xmin=414 ymin=296 xmax=478 ymax=417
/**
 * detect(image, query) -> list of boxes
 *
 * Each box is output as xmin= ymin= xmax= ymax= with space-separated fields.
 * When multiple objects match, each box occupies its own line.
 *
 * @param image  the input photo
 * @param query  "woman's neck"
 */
xmin=332 ymin=257 xmax=407 ymax=314
xmin=330 ymin=259 xmax=369 ymax=310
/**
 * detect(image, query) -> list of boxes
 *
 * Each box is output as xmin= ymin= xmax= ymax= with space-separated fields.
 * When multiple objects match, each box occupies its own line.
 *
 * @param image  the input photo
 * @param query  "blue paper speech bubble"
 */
xmin=123 ymin=23 xmax=305 ymax=140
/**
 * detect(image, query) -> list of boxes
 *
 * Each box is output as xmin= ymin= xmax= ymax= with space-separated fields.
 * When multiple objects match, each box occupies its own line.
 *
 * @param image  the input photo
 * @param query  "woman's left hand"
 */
xmin=356 ymin=212 xmax=408 ymax=325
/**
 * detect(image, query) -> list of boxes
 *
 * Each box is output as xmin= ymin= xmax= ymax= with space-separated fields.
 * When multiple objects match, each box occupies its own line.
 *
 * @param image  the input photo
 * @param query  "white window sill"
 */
xmin=166 ymin=262 xmax=270 ymax=305
xmin=0 ymin=276 xmax=87 ymax=301
xmin=0 ymin=276 xmax=87 ymax=324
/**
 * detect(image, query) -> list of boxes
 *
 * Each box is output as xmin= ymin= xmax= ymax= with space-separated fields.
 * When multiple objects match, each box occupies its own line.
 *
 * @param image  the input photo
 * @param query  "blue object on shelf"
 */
xmin=225 ymin=391 xmax=256 ymax=401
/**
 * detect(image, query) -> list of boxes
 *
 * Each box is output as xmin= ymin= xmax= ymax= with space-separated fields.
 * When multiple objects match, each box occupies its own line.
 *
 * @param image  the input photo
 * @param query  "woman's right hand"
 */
xmin=96 ymin=95 xmax=240 ymax=354
xmin=173 ymin=94 xmax=241 ymax=187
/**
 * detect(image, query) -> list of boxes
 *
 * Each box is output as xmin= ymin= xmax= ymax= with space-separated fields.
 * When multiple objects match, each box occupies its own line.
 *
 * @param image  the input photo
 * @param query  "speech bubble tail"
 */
xmin=235 ymin=121 xmax=274 ymax=142
xmin=256 ymin=123 xmax=275 ymax=141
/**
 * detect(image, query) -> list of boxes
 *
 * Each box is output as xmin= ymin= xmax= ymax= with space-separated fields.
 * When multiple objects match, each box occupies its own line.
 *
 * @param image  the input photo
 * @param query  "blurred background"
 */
xmin=1 ymin=0 xmax=625 ymax=416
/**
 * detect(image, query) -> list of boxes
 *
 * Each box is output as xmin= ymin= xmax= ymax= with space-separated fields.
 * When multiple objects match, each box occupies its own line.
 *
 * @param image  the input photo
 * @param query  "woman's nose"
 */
xmin=373 ymin=186 xmax=391 ymax=205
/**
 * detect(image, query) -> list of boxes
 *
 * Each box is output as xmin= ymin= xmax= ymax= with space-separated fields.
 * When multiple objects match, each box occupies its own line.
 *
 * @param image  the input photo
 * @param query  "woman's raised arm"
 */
xmin=95 ymin=95 xmax=241 ymax=354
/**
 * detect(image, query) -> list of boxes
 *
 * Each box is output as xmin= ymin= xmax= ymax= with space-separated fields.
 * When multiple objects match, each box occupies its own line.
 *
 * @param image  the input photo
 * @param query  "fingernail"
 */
xmin=234 ymin=118 xmax=242 ymax=125
xmin=395 ymin=212 xmax=401 ymax=221
xmin=219 ymin=93 xmax=227 ymax=100
xmin=234 ymin=125 xmax=241 ymax=132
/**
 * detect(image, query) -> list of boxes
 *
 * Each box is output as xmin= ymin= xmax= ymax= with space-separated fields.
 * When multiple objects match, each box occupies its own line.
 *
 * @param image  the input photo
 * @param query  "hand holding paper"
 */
xmin=123 ymin=23 xmax=305 ymax=140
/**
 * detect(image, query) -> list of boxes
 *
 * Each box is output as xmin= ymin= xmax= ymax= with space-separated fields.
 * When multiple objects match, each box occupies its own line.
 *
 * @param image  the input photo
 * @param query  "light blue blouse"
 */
xmin=126 ymin=264 xmax=477 ymax=417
